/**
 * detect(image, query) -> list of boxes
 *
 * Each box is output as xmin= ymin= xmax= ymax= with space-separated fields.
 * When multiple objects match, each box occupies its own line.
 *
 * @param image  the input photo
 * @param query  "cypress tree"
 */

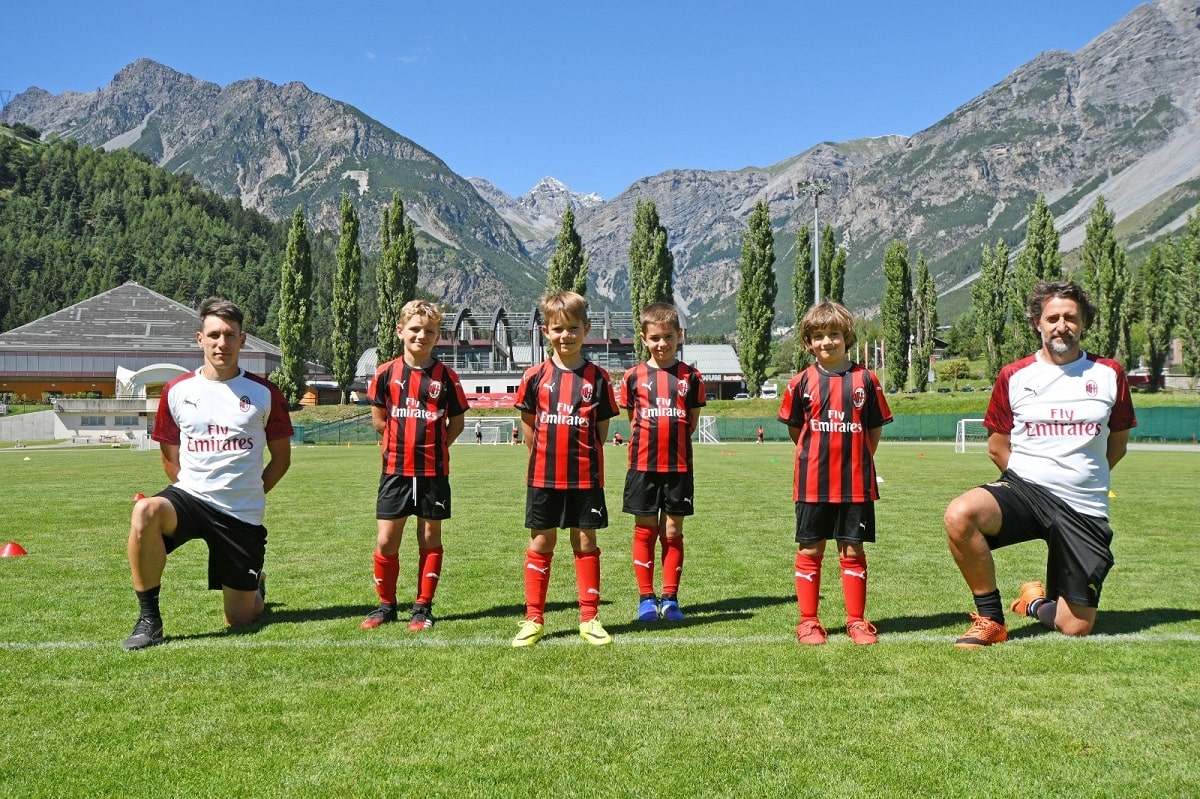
xmin=791 ymin=223 xmax=814 ymax=371
xmin=548 ymin=205 xmax=589 ymax=296
xmin=1139 ymin=244 xmax=1177 ymax=392
xmin=276 ymin=205 xmax=313 ymax=407
xmin=880 ymin=239 xmax=912 ymax=391
xmin=629 ymin=198 xmax=675 ymax=360
xmin=819 ymin=224 xmax=836 ymax=301
xmin=1178 ymin=212 xmax=1200 ymax=383
xmin=735 ymin=200 xmax=777 ymax=396
xmin=974 ymin=239 xmax=1010 ymax=382
xmin=332 ymin=193 xmax=362 ymax=404
xmin=377 ymin=191 xmax=418 ymax=364
xmin=912 ymin=254 xmax=938 ymax=392
xmin=1011 ymin=194 xmax=1062 ymax=357
xmin=1079 ymin=196 xmax=1128 ymax=360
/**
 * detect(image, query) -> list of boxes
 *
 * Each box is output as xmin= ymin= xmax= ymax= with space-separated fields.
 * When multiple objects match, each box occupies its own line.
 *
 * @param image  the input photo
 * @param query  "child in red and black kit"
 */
xmin=361 ymin=300 xmax=468 ymax=633
xmin=779 ymin=301 xmax=892 ymax=645
xmin=621 ymin=302 xmax=705 ymax=622
xmin=511 ymin=291 xmax=620 ymax=647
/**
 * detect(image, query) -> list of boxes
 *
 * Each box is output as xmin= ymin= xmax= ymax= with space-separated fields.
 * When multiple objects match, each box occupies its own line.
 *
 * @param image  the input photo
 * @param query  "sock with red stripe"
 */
xmin=372 ymin=551 xmax=400 ymax=606
xmin=415 ymin=546 xmax=443 ymax=606
xmin=632 ymin=525 xmax=658 ymax=595
xmin=574 ymin=549 xmax=601 ymax=623
xmin=523 ymin=549 xmax=552 ymax=623
xmin=795 ymin=552 xmax=822 ymax=621
xmin=661 ymin=535 xmax=684 ymax=596
xmin=839 ymin=552 xmax=868 ymax=622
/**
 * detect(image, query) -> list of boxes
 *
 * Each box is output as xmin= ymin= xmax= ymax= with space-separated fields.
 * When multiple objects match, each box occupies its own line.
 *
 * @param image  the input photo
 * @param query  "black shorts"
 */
xmin=981 ymin=469 xmax=1114 ymax=608
xmin=622 ymin=470 xmax=695 ymax=517
xmin=794 ymin=501 xmax=876 ymax=545
xmin=159 ymin=485 xmax=266 ymax=592
xmin=526 ymin=485 xmax=608 ymax=530
xmin=377 ymin=474 xmax=452 ymax=521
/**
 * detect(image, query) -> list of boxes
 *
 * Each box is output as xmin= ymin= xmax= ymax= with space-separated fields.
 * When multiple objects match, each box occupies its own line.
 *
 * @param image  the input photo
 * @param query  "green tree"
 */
xmin=791 ymin=223 xmax=814 ymax=371
xmin=628 ymin=198 xmax=675 ymax=360
xmin=880 ymin=240 xmax=912 ymax=391
xmin=1078 ymin=196 xmax=1129 ymax=360
xmin=276 ymin=206 xmax=314 ymax=407
xmin=912 ymin=254 xmax=938 ymax=392
xmin=1011 ymin=194 xmax=1061 ymax=357
xmin=829 ymin=246 xmax=847 ymax=305
xmin=547 ymin=205 xmax=588 ymax=296
xmin=974 ymin=239 xmax=1011 ymax=382
xmin=735 ymin=200 xmax=777 ymax=396
xmin=332 ymin=194 xmax=362 ymax=404
xmin=1175 ymin=212 xmax=1200 ymax=384
xmin=377 ymin=191 xmax=418 ymax=364
xmin=1138 ymin=243 xmax=1177 ymax=392
xmin=819 ymin=224 xmax=836 ymax=301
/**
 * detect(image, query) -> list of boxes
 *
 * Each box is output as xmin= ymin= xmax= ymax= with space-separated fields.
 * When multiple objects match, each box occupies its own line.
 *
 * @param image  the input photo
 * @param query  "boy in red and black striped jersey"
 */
xmin=511 ymin=291 xmax=620 ymax=647
xmin=779 ymin=302 xmax=892 ymax=645
xmin=620 ymin=303 xmax=705 ymax=623
xmin=361 ymin=300 xmax=469 ymax=633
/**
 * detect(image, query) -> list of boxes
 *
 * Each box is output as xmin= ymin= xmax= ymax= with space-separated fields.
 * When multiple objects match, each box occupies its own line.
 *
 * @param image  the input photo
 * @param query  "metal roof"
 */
xmin=0 ymin=282 xmax=281 ymax=354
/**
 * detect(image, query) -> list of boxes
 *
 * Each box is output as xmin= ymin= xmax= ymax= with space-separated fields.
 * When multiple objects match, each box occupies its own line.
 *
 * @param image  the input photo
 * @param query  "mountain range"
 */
xmin=4 ymin=0 xmax=1199 ymax=332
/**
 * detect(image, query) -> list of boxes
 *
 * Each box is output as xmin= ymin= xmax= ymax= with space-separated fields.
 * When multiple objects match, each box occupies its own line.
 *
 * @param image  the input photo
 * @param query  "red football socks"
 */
xmin=795 ymin=552 xmax=822 ymax=620
xmin=574 ymin=549 xmax=601 ymax=623
xmin=415 ymin=546 xmax=443 ymax=606
xmin=661 ymin=535 xmax=684 ymax=596
xmin=523 ymin=549 xmax=552 ymax=623
xmin=372 ymin=551 xmax=400 ymax=606
xmin=840 ymin=553 xmax=868 ymax=622
xmin=632 ymin=525 xmax=658 ymax=595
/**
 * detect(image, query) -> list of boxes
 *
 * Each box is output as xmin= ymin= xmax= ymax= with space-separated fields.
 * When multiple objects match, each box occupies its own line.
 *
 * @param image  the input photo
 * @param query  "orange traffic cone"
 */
xmin=133 ymin=493 xmax=145 ymax=501
xmin=1 ymin=542 xmax=28 ymax=557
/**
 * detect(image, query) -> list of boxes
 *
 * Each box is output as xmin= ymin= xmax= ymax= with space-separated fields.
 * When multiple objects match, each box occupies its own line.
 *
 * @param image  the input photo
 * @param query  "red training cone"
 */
xmin=1 ymin=542 xmax=28 ymax=557
xmin=133 ymin=493 xmax=146 ymax=501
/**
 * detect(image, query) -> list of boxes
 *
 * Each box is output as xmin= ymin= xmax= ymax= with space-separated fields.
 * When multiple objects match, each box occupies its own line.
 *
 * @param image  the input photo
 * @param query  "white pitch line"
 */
xmin=3 ymin=631 xmax=1200 ymax=651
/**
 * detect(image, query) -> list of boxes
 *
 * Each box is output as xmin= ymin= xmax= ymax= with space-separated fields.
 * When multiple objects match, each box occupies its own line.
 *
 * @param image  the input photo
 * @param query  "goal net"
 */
xmin=697 ymin=415 xmax=720 ymax=445
xmin=954 ymin=418 xmax=988 ymax=453
xmin=471 ymin=417 xmax=520 ymax=445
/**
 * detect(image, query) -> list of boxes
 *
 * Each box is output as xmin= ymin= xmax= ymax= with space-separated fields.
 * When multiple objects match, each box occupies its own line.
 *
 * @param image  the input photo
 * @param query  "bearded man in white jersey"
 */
xmin=122 ymin=298 xmax=294 ymax=650
xmin=943 ymin=281 xmax=1137 ymax=648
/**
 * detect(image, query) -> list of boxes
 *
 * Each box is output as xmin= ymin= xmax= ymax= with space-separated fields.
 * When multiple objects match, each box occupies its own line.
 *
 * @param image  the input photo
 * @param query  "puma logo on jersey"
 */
xmin=842 ymin=569 xmax=867 ymax=580
xmin=795 ymin=571 xmax=816 ymax=583
xmin=183 ymin=398 xmax=198 ymax=407
xmin=394 ymin=379 xmax=406 ymax=389
xmin=640 ymin=382 xmax=653 ymax=391
xmin=542 ymin=382 xmax=556 ymax=391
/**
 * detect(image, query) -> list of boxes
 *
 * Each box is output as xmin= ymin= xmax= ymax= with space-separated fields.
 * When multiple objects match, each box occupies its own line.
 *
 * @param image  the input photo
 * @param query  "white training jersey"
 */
xmin=152 ymin=368 xmax=294 ymax=525
xmin=985 ymin=351 xmax=1136 ymax=518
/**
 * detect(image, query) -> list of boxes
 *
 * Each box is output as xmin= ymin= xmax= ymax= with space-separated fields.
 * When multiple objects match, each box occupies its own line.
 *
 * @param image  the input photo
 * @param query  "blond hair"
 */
xmin=800 ymin=301 xmax=858 ymax=352
xmin=398 ymin=299 xmax=444 ymax=327
xmin=540 ymin=291 xmax=589 ymax=326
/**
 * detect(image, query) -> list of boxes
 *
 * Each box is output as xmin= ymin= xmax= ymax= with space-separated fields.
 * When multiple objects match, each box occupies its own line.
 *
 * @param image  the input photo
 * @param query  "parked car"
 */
xmin=961 ymin=385 xmax=976 ymax=392
xmin=759 ymin=383 xmax=778 ymax=399
xmin=733 ymin=392 xmax=750 ymax=401
xmin=705 ymin=392 xmax=716 ymax=401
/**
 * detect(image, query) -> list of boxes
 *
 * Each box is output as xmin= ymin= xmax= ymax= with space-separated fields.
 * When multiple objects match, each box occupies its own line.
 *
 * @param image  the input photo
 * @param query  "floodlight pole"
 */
xmin=796 ymin=180 xmax=830 ymax=302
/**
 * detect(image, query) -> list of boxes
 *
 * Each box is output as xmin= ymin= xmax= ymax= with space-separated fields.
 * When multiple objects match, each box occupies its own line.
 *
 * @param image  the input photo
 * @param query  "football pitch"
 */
xmin=1 ymin=441 xmax=1197 ymax=798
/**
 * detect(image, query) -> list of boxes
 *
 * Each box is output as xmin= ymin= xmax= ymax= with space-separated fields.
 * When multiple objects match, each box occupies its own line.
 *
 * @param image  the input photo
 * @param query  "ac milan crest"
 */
xmin=677 ymin=379 xmax=689 ymax=396
xmin=581 ymin=382 xmax=594 ymax=403
xmin=428 ymin=380 xmax=442 ymax=399
xmin=853 ymin=387 xmax=866 ymax=408
xmin=239 ymin=395 xmax=252 ymax=412
xmin=1086 ymin=380 xmax=1098 ymax=397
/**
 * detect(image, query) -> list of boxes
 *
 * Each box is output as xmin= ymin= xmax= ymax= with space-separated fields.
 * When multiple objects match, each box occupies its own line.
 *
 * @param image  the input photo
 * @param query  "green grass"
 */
xmin=2 ymin=443 xmax=1198 ymax=797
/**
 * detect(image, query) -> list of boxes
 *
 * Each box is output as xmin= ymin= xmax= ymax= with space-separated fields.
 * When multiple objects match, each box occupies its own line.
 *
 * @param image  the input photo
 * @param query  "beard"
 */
xmin=1044 ymin=332 xmax=1076 ymax=355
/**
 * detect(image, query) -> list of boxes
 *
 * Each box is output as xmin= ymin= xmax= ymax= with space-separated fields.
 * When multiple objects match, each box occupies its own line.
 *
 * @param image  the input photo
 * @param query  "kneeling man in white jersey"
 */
xmin=123 ymin=298 xmax=294 ymax=650
xmin=943 ymin=281 xmax=1137 ymax=648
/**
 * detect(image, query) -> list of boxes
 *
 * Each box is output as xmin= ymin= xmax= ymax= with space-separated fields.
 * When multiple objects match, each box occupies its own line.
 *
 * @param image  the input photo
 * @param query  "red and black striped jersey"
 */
xmin=515 ymin=359 xmax=619 ymax=489
xmin=621 ymin=361 xmax=706 ymax=473
xmin=369 ymin=357 xmax=468 ymax=477
xmin=778 ymin=363 xmax=892 ymax=503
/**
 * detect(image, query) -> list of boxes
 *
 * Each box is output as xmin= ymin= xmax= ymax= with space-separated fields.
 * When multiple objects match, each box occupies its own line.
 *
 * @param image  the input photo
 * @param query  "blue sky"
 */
xmin=5 ymin=1 xmax=1142 ymax=200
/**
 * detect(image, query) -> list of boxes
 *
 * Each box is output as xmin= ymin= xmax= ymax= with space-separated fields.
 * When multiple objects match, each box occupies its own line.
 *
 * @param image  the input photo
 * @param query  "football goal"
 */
xmin=468 ymin=417 xmax=520 ymax=445
xmin=954 ymin=418 xmax=988 ymax=453
xmin=697 ymin=415 xmax=720 ymax=445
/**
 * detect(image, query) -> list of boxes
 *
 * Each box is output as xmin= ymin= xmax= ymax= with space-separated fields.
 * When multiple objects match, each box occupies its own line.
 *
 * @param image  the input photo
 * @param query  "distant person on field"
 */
xmin=612 ymin=431 xmax=623 ymax=446
xmin=361 ymin=300 xmax=469 ymax=633
xmin=620 ymin=302 xmax=706 ymax=623
xmin=511 ymin=426 xmax=519 ymax=446
xmin=123 ymin=297 xmax=293 ymax=650
xmin=475 ymin=419 xmax=482 ymax=444
xmin=944 ymin=281 xmax=1136 ymax=647
xmin=779 ymin=301 xmax=892 ymax=645
xmin=756 ymin=425 xmax=764 ymax=444
xmin=511 ymin=291 xmax=620 ymax=647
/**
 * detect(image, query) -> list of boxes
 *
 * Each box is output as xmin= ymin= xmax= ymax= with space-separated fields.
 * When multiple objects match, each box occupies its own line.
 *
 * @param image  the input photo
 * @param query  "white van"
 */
xmin=759 ymin=383 xmax=778 ymax=399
